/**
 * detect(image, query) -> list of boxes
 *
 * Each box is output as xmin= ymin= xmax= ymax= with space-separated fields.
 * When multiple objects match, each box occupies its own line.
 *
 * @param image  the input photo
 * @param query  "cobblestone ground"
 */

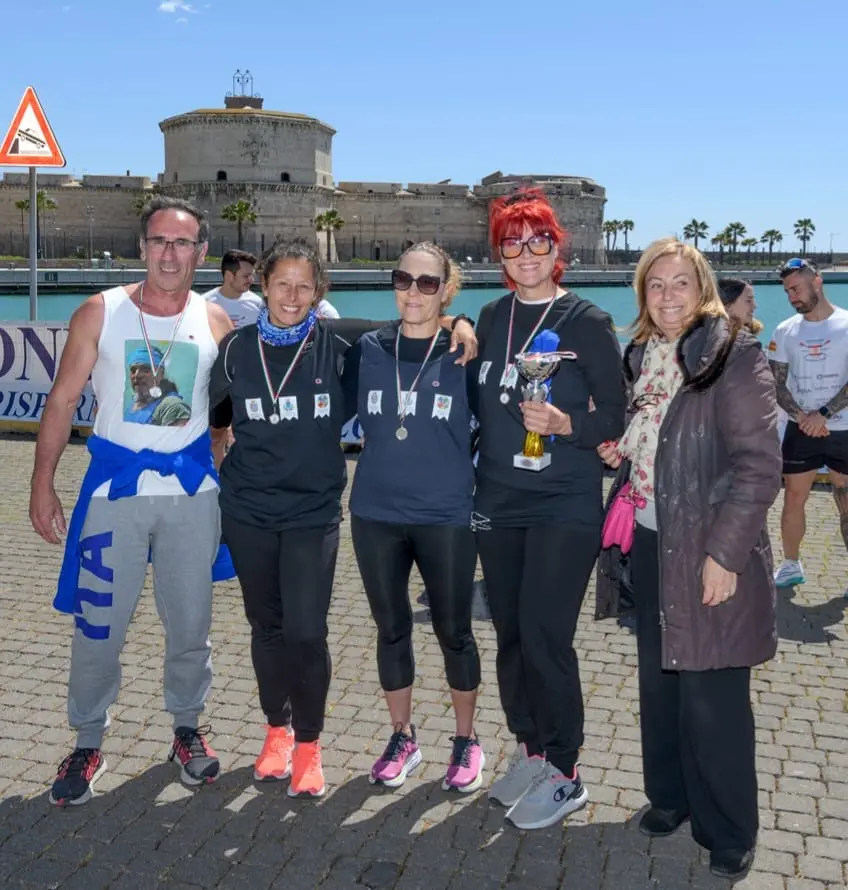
xmin=0 ymin=435 xmax=846 ymax=890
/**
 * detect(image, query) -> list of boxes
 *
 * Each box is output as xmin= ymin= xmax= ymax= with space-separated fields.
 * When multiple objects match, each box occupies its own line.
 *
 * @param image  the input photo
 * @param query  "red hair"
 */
xmin=489 ymin=188 xmax=568 ymax=289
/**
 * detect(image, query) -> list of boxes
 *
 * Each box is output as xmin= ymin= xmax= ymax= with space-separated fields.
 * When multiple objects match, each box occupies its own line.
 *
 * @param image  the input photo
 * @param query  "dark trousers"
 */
xmin=476 ymin=522 xmax=600 ymax=775
xmin=351 ymin=515 xmax=480 ymax=692
xmin=222 ymin=514 xmax=340 ymax=743
xmin=631 ymin=523 xmax=759 ymax=852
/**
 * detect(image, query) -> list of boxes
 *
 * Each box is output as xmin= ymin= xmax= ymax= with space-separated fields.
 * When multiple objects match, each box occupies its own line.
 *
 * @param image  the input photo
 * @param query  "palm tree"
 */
xmin=760 ymin=229 xmax=783 ymax=264
xmin=682 ymin=219 xmax=709 ymax=249
xmin=725 ymin=222 xmax=747 ymax=255
xmin=741 ymin=237 xmax=758 ymax=262
xmin=315 ymin=210 xmax=345 ymax=263
xmin=221 ymin=200 xmax=257 ymax=250
xmin=711 ymin=232 xmax=729 ymax=264
xmin=602 ymin=220 xmax=619 ymax=253
xmin=14 ymin=199 xmax=27 ymax=241
xmin=619 ymin=219 xmax=634 ymax=251
xmin=794 ymin=218 xmax=815 ymax=255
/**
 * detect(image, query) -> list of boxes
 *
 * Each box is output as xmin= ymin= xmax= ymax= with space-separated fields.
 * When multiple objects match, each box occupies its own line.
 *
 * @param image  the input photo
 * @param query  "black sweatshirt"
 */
xmin=468 ymin=291 xmax=626 ymax=527
xmin=209 ymin=318 xmax=378 ymax=530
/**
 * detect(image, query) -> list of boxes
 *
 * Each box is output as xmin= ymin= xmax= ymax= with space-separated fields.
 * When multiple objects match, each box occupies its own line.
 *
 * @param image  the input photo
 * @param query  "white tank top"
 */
xmin=91 ymin=285 xmax=219 ymax=497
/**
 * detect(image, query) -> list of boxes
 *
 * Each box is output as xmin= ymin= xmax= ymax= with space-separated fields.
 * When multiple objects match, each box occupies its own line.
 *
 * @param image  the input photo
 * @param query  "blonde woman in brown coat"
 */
xmin=595 ymin=238 xmax=781 ymax=882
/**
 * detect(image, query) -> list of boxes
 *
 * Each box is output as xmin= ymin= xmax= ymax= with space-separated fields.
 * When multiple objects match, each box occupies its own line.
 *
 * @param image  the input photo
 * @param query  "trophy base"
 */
xmin=513 ymin=452 xmax=551 ymax=472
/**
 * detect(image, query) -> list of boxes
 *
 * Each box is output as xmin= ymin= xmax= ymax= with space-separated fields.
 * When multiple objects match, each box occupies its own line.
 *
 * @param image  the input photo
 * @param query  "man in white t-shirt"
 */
xmin=203 ymin=250 xmax=264 ymax=328
xmin=767 ymin=258 xmax=848 ymax=591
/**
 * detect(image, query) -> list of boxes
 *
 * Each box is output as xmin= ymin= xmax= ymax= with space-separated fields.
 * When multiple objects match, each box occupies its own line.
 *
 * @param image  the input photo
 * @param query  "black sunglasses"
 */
xmin=631 ymin=393 xmax=664 ymax=411
xmin=391 ymin=269 xmax=442 ymax=296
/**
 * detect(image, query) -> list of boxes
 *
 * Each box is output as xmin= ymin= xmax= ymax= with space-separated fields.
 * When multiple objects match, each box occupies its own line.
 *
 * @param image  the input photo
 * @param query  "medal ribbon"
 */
xmin=137 ymin=284 xmax=190 ymax=382
xmin=395 ymin=327 xmax=440 ymax=427
xmin=257 ymin=328 xmax=313 ymax=414
xmin=501 ymin=293 xmax=560 ymax=393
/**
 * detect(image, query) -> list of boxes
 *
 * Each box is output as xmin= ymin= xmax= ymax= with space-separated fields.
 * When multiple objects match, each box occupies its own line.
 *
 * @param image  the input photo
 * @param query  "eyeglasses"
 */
xmin=631 ymin=393 xmax=664 ymax=412
xmin=499 ymin=233 xmax=553 ymax=260
xmin=144 ymin=236 xmax=201 ymax=253
xmin=391 ymin=269 xmax=442 ymax=296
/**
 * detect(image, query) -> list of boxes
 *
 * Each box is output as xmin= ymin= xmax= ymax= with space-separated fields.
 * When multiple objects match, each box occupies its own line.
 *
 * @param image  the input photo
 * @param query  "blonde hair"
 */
xmin=398 ymin=241 xmax=463 ymax=310
xmin=631 ymin=237 xmax=727 ymax=344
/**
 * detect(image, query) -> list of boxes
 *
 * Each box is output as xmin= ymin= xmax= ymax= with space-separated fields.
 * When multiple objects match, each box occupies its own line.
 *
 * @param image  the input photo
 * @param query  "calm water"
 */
xmin=2 ymin=283 xmax=847 ymax=342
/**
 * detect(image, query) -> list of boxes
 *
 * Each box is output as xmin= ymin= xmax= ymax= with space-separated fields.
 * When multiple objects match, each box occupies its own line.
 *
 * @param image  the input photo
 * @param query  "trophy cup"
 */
xmin=512 ymin=351 xmax=575 ymax=471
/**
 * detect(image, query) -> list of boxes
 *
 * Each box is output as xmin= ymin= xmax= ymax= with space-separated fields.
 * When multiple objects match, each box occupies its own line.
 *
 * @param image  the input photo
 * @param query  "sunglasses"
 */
xmin=500 ymin=233 xmax=553 ymax=260
xmin=391 ymin=269 xmax=442 ymax=296
xmin=631 ymin=393 xmax=664 ymax=411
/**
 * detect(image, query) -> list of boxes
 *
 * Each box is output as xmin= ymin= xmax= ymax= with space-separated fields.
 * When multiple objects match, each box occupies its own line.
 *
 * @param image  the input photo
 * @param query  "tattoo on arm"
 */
xmin=825 ymin=382 xmax=848 ymax=417
xmin=833 ymin=483 xmax=848 ymax=551
xmin=769 ymin=360 xmax=804 ymax=419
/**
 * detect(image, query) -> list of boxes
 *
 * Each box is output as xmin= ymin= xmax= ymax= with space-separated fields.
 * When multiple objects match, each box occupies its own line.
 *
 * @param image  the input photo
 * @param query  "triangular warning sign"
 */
xmin=0 ymin=86 xmax=65 ymax=168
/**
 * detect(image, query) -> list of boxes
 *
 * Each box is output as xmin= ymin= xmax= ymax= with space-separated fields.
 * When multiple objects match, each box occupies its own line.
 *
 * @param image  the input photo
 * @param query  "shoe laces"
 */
xmin=265 ymin=727 xmax=292 ymax=754
xmin=449 ymin=735 xmax=476 ymax=768
xmin=57 ymin=748 xmax=99 ymax=780
xmin=174 ymin=725 xmax=212 ymax=759
xmin=298 ymin=742 xmax=322 ymax=771
xmin=381 ymin=730 xmax=411 ymax=763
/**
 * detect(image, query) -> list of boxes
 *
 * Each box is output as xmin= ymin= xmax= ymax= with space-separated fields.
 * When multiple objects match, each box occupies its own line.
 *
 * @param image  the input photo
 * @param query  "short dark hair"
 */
xmin=258 ymin=237 xmax=328 ymax=297
xmin=717 ymin=277 xmax=750 ymax=306
xmin=778 ymin=257 xmax=817 ymax=280
xmin=140 ymin=195 xmax=209 ymax=243
xmin=221 ymin=249 xmax=257 ymax=276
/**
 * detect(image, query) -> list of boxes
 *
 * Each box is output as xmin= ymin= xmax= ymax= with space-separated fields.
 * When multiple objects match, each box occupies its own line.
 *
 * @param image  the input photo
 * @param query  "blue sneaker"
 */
xmin=774 ymin=560 xmax=805 ymax=588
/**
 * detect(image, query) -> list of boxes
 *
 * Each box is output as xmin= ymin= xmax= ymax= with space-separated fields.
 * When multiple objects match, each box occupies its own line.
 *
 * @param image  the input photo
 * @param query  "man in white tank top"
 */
xmin=29 ymin=196 xmax=234 ymax=807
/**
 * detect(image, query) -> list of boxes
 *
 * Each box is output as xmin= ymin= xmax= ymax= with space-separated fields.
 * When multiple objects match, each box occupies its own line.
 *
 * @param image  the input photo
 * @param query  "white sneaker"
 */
xmin=505 ymin=761 xmax=588 ymax=830
xmin=774 ymin=559 xmax=805 ymax=588
xmin=487 ymin=742 xmax=546 ymax=807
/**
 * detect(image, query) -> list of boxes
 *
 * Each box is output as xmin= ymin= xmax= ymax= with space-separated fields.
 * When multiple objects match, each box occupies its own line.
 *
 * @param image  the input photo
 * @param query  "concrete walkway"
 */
xmin=0 ymin=436 xmax=845 ymax=890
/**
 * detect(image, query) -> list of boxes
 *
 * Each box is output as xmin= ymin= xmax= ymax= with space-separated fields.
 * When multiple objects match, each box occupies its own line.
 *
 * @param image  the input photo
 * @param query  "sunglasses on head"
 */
xmin=782 ymin=257 xmax=815 ymax=273
xmin=391 ymin=269 xmax=442 ymax=295
xmin=499 ymin=233 xmax=553 ymax=260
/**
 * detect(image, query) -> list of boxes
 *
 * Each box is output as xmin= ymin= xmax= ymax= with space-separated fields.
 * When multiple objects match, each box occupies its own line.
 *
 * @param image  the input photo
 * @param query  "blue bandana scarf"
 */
xmin=257 ymin=307 xmax=318 ymax=346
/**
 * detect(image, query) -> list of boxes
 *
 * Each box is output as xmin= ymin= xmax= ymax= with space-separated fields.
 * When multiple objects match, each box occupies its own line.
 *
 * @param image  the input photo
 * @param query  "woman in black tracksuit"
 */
xmin=209 ymin=238 xmax=475 ymax=799
xmin=342 ymin=242 xmax=484 ymax=793
xmin=469 ymin=190 xmax=626 ymax=830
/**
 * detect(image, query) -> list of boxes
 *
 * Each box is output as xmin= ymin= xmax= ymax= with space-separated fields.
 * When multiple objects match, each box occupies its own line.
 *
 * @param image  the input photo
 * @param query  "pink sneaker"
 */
xmin=442 ymin=735 xmax=485 ymax=792
xmin=369 ymin=727 xmax=422 ymax=788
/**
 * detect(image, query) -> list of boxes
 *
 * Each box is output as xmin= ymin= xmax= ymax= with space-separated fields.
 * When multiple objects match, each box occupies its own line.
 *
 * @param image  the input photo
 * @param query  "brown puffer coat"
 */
xmin=595 ymin=315 xmax=781 ymax=671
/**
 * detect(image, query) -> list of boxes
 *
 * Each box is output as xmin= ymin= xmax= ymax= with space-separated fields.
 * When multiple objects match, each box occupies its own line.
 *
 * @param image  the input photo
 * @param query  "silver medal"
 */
xmin=269 ymin=413 xmax=281 ymax=425
xmin=396 ymin=426 xmax=408 ymax=441
xmin=149 ymin=385 xmax=162 ymax=399
xmin=499 ymin=391 xmax=510 ymax=405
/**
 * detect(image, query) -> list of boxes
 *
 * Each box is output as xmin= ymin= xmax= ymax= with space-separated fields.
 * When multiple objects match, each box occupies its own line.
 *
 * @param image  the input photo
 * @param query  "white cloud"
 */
xmin=158 ymin=1 xmax=195 ymax=12
xmin=176 ymin=15 xmax=188 ymax=22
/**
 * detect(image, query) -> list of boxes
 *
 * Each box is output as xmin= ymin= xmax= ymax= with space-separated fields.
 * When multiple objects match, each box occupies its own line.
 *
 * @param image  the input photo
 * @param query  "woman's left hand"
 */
xmin=702 ymin=555 xmax=737 ymax=607
xmin=520 ymin=401 xmax=572 ymax=437
xmin=450 ymin=320 xmax=478 ymax=364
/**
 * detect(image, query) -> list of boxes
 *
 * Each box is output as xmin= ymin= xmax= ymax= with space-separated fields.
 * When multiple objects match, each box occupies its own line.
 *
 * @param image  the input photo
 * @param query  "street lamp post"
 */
xmin=86 ymin=205 xmax=95 ymax=263
xmin=829 ymin=232 xmax=839 ymax=263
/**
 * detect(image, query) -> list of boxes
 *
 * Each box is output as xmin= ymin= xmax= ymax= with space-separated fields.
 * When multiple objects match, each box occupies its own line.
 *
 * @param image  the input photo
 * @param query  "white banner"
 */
xmin=0 ymin=322 xmax=96 ymax=427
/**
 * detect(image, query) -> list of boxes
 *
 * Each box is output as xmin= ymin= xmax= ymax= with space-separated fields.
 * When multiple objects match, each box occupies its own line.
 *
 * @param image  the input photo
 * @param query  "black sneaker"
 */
xmin=710 ymin=848 xmax=754 ymax=881
xmin=169 ymin=725 xmax=220 ymax=786
xmin=639 ymin=807 xmax=689 ymax=837
xmin=49 ymin=748 xmax=106 ymax=807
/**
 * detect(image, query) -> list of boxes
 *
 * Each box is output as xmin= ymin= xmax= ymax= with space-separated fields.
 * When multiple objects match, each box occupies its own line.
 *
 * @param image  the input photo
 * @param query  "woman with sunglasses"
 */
xmin=467 ymin=190 xmax=626 ymax=830
xmin=341 ymin=242 xmax=483 ymax=792
xmin=209 ymin=238 xmax=476 ymax=799
xmin=596 ymin=239 xmax=780 ymax=881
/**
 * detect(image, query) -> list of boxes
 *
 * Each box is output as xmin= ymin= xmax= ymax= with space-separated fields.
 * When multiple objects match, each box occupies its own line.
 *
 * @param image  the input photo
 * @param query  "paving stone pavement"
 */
xmin=0 ymin=435 xmax=846 ymax=890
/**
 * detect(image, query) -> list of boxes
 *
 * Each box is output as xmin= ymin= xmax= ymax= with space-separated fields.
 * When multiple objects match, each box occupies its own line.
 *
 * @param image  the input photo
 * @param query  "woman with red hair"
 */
xmin=469 ymin=190 xmax=626 ymax=829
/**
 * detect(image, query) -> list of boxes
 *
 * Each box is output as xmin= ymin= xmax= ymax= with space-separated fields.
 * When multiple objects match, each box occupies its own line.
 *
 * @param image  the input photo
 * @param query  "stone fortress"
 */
xmin=0 ymin=75 xmax=607 ymax=262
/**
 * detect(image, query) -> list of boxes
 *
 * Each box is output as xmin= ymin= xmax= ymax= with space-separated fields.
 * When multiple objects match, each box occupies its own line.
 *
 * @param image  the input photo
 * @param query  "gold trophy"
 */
xmin=512 ymin=351 xmax=574 ymax=471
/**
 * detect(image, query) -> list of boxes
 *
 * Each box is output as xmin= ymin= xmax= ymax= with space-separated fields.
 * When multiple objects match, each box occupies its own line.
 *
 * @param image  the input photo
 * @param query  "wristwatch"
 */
xmin=819 ymin=405 xmax=833 ymax=419
xmin=451 ymin=313 xmax=474 ymax=331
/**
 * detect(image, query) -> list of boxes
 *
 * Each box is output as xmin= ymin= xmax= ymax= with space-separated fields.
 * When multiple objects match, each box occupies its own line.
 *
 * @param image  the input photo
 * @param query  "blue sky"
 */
xmin=2 ymin=0 xmax=846 ymax=250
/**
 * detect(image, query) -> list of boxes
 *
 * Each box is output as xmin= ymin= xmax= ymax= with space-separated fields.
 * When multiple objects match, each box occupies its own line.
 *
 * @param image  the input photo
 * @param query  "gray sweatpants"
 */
xmin=68 ymin=488 xmax=221 ymax=749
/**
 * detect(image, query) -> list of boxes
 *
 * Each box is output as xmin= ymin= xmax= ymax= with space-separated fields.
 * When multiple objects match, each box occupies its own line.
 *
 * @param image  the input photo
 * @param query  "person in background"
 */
xmin=204 ymin=250 xmax=263 ymax=328
xmin=341 ymin=242 xmax=482 ymax=792
xmin=767 ymin=258 xmax=848 ymax=593
xmin=209 ymin=238 xmax=476 ymax=799
xmin=596 ymin=237 xmax=781 ymax=881
xmin=468 ymin=189 xmax=626 ymax=830
xmin=717 ymin=277 xmax=763 ymax=334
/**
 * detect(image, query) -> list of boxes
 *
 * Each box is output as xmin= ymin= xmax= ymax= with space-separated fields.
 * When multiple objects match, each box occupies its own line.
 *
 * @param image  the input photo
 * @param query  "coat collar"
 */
xmin=623 ymin=315 xmax=747 ymax=393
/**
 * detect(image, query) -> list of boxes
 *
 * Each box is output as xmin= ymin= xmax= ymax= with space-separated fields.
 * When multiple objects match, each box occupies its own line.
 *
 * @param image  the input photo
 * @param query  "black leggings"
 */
xmin=476 ymin=522 xmax=600 ymax=776
xmin=631 ymin=523 xmax=758 ymax=852
xmin=222 ymin=514 xmax=340 ymax=743
xmin=350 ymin=515 xmax=480 ymax=692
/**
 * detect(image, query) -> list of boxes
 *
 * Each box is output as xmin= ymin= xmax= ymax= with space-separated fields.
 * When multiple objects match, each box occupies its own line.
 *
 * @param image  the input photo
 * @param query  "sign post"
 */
xmin=0 ymin=86 xmax=66 ymax=322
